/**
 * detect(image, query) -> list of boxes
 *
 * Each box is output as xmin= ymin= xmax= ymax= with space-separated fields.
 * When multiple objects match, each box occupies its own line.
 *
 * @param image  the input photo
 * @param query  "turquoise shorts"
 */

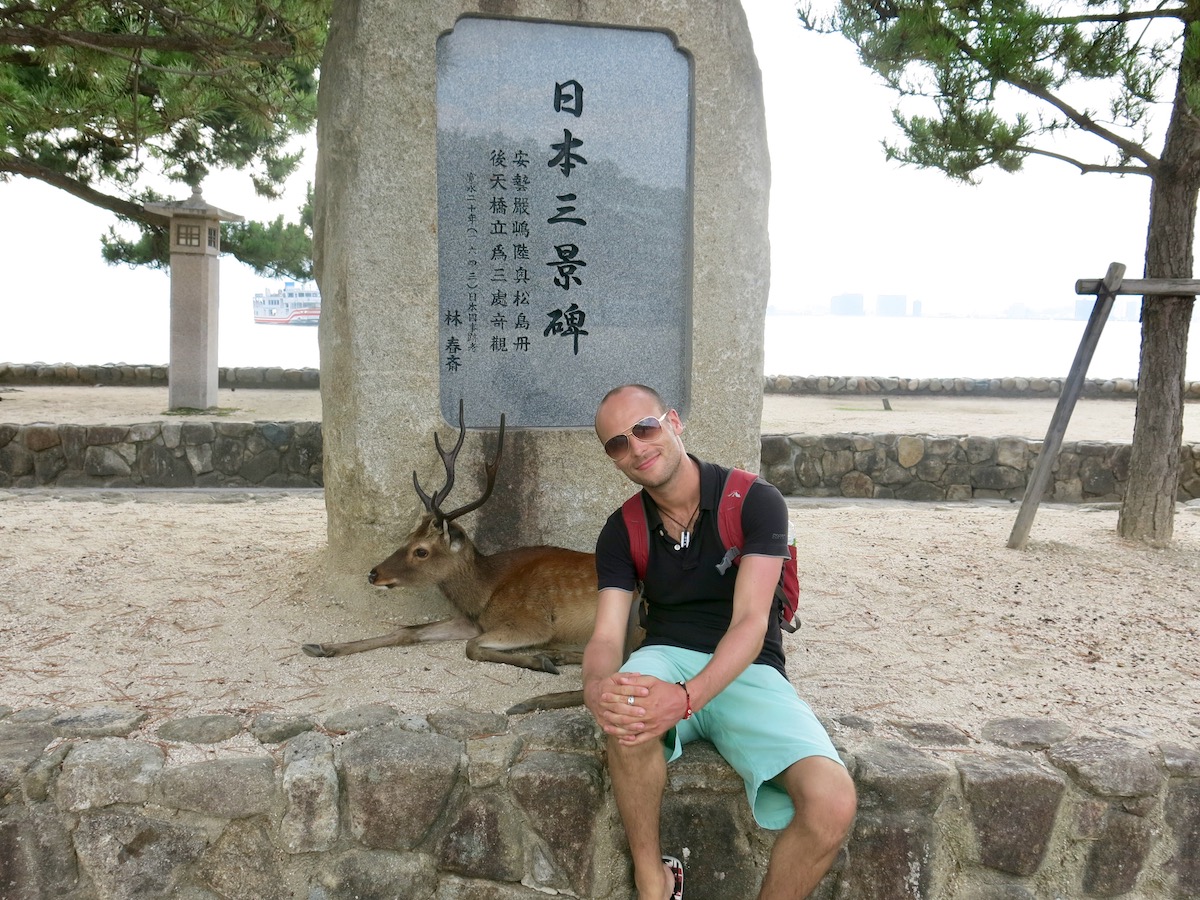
xmin=621 ymin=644 xmax=844 ymax=830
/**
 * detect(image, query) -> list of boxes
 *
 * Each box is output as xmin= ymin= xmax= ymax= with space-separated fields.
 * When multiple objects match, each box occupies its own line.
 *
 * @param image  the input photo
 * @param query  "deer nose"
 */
xmin=368 ymin=569 xmax=378 ymax=584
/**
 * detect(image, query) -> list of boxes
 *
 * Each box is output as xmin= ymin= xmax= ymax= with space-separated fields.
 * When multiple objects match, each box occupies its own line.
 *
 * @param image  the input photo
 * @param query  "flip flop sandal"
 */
xmin=662 ymin=855 xmax=684 ymax=900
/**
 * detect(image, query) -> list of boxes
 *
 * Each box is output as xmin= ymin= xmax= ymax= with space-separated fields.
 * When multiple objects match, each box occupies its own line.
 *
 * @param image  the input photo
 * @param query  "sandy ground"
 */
xmin=4 ymin=383 xmax=1200 ymax=441
xmin=2 ymin=386 xmax=1198 ymax=752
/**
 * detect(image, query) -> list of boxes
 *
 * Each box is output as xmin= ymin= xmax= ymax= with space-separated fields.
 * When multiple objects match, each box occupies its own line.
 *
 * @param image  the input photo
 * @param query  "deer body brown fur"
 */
xmin=301 ymin=516 xmax=599 ymax=673
xmin=301 ymin=404 xmax=624 ymax=691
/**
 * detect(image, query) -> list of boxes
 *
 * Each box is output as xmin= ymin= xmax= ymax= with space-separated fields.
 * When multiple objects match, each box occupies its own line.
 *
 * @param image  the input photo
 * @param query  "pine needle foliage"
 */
xmin=803 ymin=0 xmax=1183 ymax=182
xmin=1 ymin=0 xmax=329 ymax=278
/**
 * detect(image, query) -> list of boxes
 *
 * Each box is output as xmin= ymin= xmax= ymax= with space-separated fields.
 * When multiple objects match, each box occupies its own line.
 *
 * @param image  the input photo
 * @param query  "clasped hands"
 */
xmin=586 ymin=672 xmax=685 ymax=746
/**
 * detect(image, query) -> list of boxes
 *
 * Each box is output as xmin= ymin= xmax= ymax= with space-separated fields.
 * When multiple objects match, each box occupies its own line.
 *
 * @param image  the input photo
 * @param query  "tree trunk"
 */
xmin=1119 ymin=293 xmax=1190 ymax=542
xmin=1118 ymin=43 xmax=1200 ymax=543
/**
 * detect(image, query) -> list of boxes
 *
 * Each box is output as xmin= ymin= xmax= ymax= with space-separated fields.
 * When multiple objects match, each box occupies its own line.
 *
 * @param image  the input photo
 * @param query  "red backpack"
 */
xmin=620 ymin=468 xmax=801 ymax=633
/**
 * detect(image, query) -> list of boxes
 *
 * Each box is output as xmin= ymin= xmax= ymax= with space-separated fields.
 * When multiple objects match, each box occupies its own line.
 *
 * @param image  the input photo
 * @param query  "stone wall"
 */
xmin=761 ymin=433 xmax=1200 ymax=503
xmin=0 ymin=422 xmax=322 ymax=489
xmin=0 ymin=363 xmax=319 ymax=389
xmin=11 ymin=362 xmax=1200 ymax=400
xmin=1 ymin=703 xmax=1196 ymax=899
xmin=765 ymin=374 xmax=1200 ymax=399
xmin=6 ymin=419 xmax=1200 ymax=503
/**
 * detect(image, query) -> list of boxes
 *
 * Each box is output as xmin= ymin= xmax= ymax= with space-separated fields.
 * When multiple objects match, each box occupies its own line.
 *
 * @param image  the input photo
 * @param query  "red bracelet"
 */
xmin=676 ymin=681 xmax=693 ymax=720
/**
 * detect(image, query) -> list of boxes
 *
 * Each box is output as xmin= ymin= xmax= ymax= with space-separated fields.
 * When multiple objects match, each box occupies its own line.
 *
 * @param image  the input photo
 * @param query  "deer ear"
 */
xmin=447 ymin=523 xmax=467 ymax=552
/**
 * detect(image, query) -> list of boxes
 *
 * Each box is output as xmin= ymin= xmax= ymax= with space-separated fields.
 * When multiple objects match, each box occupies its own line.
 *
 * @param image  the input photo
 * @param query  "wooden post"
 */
xmin=1074 ymin=277 xmax=1200 ymax=296
xmin=1007 ymin=262 xmax=1125 ymax=550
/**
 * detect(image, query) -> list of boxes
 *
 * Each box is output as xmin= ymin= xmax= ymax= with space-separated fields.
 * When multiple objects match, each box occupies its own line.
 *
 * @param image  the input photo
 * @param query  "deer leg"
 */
xmin=470 ymin=646 xmax=583 ymax=670
xmin=302 ymin=616 xmax=482 ymax=658
xmin=466 ymin=641 xmax=559 ymax=673
xmin=464 ymin=625 xmax=576 ymax=674
xmin=506 ymin=690 xmax=585 ymax=715
xmin=508 ymin=599 xmax=643 ymax=715
xmin=540 ymin=648 xmax=585 ymax=666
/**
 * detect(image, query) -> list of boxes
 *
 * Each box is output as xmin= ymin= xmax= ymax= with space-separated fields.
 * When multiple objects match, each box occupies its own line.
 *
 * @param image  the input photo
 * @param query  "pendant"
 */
xmin=675 ymin=530 xmax=690 ymax=551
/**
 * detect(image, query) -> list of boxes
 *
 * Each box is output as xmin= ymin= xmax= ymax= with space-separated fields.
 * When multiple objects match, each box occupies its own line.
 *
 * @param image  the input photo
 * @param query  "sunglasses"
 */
xmin=603 ymin=412 xmax=670 ymax=459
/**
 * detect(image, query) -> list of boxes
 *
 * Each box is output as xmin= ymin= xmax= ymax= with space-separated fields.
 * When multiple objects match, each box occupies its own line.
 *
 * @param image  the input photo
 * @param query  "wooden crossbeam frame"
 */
xmin=1007 ymin=262 xmax=1200 ymax=550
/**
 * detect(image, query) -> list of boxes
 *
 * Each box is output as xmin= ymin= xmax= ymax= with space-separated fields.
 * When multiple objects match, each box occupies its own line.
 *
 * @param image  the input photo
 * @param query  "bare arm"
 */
xmin=614 ymin=554 xmax=783 ymax=746
xmin=688 ymin=553 xmax=781 ymax=708
xmin=583 ymin=587 xmax=648 ymax=738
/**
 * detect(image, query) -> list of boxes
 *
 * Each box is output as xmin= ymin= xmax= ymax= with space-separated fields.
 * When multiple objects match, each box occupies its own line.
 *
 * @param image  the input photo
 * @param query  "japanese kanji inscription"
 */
xmin=437 ymin=18 xmax=691 ymax=426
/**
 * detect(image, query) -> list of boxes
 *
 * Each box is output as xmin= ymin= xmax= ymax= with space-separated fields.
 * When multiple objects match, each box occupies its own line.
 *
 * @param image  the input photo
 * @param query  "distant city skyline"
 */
xmin=772 ymin=292 xmax=1143 ymax=323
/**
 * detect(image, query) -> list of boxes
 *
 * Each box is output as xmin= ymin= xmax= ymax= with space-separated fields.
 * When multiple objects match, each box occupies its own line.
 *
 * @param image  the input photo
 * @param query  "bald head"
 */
xmin=595 ymin=384 xmax=666 ymax=434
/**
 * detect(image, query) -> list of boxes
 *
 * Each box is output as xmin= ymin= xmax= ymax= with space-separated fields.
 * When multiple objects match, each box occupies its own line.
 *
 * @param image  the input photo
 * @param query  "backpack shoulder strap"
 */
xmin=620 ymin=491 xmax=650 ymax=582
xmin=714 ymin=468 xmax=759 ymax=574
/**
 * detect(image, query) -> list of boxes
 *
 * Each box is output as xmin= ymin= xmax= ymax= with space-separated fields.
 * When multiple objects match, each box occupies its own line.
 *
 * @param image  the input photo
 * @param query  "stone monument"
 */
xmin=145 ymin=186 xmax=243 ymax=411
xmin=315 ymin=0 xmax=770 ymax=575
xmin=435 ymin=18 xmax=691 ymax=426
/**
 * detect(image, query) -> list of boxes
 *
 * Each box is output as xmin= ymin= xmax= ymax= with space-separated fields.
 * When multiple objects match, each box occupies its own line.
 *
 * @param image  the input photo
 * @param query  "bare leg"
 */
xmin=607 ymin=736 xmax=676 ymax=900
xmin=757 ymin=756 xmax=857 ymax=900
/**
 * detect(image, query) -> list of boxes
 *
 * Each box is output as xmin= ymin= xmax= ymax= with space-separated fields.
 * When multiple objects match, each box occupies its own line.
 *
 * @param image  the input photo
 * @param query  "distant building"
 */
xmin=912 ymin=300 xmax=922 ymax=317
xmin=877 ymin=294 xmax=907 ymax=317
xmin=831 ymin=293 xmax=865 ymax=315
xmin=1075 ymin=297 xmax=1131 ymax=321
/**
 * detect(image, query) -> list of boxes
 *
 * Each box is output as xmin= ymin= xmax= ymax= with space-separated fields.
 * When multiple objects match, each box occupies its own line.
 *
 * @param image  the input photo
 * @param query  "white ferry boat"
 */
xmin=253 ymin=282 xmax=321 ymax=325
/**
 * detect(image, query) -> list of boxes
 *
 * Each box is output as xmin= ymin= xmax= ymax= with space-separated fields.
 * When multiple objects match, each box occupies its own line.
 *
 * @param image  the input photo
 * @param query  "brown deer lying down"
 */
xmin=302 ymin=405 xmax=634 ymax=712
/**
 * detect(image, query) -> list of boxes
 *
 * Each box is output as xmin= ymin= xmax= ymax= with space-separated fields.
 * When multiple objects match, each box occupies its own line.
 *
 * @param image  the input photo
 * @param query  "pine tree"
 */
xmin=1 ymin=0 xmax=328 ymax=279
xmin=805 ymin=0 xmax=1198 ymax=542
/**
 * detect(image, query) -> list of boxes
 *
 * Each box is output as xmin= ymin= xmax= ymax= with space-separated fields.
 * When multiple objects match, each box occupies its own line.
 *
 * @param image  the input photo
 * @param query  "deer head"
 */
xmin=368 ymin=401 xmax=505 ymax=589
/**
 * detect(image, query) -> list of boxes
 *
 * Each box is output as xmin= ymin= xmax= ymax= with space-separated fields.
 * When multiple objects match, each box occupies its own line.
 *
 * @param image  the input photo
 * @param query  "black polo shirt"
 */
xmin=596 ymin=457 xmax=790 ymax=676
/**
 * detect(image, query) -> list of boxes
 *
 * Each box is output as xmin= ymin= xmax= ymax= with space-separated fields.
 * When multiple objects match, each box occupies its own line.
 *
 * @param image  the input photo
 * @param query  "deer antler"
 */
xmin=440 ymin=412 xmax=505 ymax=524
xmin=413 ymin=399 xmax=468 ymax=520
xmin=413 ymin=401 xmax=506 ymax=527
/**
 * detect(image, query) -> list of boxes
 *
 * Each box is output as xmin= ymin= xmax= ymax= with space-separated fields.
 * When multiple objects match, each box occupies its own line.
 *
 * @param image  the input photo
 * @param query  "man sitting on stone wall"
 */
xmin=583 ymin=384 xmax=857 ymax=900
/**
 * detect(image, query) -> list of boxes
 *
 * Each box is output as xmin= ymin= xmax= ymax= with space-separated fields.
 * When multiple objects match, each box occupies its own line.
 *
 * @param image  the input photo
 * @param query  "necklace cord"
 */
xmin=659 ymin=503 xmax=699 ymax=535
xmin=659 ymin=502 xmax=700 ymax=551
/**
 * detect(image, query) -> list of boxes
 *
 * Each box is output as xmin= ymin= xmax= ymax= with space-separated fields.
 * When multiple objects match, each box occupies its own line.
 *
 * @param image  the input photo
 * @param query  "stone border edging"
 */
xmin=8 ymin=362 xmax=1200 ymax=399
xmin=0 ymin=421 xmax=322 ymax=489
xmin=766 ymin=374 xmax=1200 ymax=399
xmin=0 ymin=362 xmax=319 ymax=389
xmin=1 ymin=701 xmax=1196 ymax=898
xmin=4 ymin=421 xmax=1199 ymax=502
xmin=762 ymin=432 xmax=1200 ymax=503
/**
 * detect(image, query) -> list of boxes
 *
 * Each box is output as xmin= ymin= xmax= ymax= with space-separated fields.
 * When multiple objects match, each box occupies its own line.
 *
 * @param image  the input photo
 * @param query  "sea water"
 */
xmin=763 ymin=314 xmax=1200 ymax=381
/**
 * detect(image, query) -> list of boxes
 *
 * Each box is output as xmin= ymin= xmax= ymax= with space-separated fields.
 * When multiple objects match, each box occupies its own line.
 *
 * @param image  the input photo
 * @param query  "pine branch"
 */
xmin=1015 ymin=144 xmax=1154 ymax=175
xmin=921 ymin=19 xmax=1166 ymax=174
xmin=1004 ymin=73 xmax=1163 ymax=173
xmin=0 ymin=25 xmax=292 ymax=59
xmin=0 ymin=152 xmax=169 ymax=226
xmin=1041 ymin=7 xmax=1185 ymax=26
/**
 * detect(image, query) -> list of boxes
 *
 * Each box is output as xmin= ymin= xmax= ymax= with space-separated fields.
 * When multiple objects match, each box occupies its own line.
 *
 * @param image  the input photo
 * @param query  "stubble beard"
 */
xmin=626 ymin=440 xmax=684 ymax=492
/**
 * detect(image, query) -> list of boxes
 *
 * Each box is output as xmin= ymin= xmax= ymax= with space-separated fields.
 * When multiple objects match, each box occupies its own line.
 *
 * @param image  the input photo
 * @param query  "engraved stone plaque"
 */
xmin=437 ymin=17 xmax=692 ymax=426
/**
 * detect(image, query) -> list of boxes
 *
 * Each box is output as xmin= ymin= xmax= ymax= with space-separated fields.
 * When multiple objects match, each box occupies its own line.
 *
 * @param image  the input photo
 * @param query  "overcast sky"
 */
xmin=740 ymin=0 xmax=1156 ymax=316
xmin=0 ymin=0 xmax=1163 ymax=358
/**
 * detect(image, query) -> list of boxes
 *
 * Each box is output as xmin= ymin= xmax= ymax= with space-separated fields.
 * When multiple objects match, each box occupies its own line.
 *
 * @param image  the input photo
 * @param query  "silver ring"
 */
xmin=626 ymin=695 xmax=635 ymax=706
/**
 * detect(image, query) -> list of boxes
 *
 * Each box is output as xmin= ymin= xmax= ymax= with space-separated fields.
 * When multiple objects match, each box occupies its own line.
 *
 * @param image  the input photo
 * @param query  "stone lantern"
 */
xmin=144 ymin=186 xmax=244 ymax=410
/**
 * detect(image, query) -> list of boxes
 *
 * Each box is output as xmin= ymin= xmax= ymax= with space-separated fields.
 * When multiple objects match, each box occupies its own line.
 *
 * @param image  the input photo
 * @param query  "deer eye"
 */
xmin=414 ymin=547 xmax=430 ymax=559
